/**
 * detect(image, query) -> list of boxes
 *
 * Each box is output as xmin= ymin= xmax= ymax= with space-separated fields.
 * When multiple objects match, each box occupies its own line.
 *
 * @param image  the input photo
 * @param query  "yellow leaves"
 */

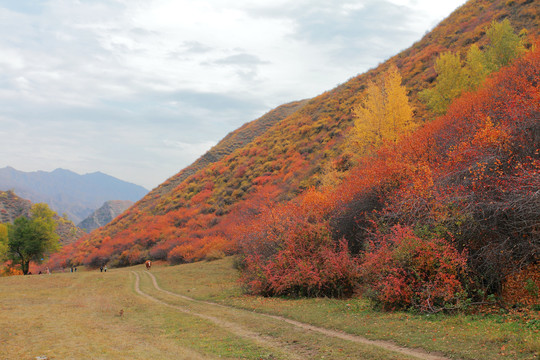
xmin=420 ymin=51 xmax=468 ymax=115
xmin=420 ymin=20 xmax=527 ymax=116
xmin=353 ymin=65 xmax=415 ymax=152
xmin=484 ymin=19 xmax=526 ymax=72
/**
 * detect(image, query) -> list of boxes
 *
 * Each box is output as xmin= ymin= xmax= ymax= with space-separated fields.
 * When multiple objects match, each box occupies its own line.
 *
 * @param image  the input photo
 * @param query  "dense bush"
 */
xmin=360 ymin=225 xmax=469 ymax=313
xmin=237 ymin=189 xmax=361 ymax=297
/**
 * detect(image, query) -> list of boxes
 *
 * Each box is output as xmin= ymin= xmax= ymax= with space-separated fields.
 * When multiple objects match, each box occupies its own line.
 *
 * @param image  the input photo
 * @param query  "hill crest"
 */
xmin=78 ymin=200 xmax=134 ymax=233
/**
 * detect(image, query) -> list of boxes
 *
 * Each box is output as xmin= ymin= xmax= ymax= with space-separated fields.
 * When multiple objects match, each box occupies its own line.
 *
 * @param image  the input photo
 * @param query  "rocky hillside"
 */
xmin=0 ymin=191 xmax=31 ymax=223
xmin=0 ymin=167 xmax=148 ymax=223
xmin=0 ymin=190 xmax=84 ymax=246
xmin=78 ymin=200 xmax=134 ymax=233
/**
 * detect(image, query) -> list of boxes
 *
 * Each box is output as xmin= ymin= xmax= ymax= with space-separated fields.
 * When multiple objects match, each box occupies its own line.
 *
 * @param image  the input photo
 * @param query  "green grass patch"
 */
xmin=152 ymin=257 xmax=540 ymax=360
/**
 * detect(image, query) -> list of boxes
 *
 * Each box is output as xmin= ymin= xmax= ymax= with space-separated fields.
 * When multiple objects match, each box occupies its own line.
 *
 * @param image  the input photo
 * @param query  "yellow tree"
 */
xmin=354 ymin=65 xmax=414 ymax=150
xmin=484 ymin=19 xmax=525 ymax=72
xmin=465 ymin=44 xmax=490 ymax=90
xmin=419 ymin=52 xmax=468 ymax=115
xmin=421 ymin=20 xmax=525 ymax=116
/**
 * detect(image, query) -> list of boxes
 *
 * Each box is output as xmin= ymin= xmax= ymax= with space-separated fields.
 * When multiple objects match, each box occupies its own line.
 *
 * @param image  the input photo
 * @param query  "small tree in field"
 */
xmin=7 ymin=203 xmax=60 ymax=274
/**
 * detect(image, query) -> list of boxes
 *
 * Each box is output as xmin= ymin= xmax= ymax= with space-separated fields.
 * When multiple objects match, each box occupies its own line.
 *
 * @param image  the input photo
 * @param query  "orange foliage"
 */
xmin=333 ymin=45 xmax=540 ymax=298
xmin=502 ymin=263 xmax=540 ymax=306
xmin=45 ymin=2 xmax=539 ymax=286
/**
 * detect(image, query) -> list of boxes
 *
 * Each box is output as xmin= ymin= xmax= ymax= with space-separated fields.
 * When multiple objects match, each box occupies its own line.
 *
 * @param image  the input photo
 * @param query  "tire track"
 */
xmin=132 ymin=271 xmax=304 ymax=360
xmin=144 ymin=271 xmax=453 ymax=360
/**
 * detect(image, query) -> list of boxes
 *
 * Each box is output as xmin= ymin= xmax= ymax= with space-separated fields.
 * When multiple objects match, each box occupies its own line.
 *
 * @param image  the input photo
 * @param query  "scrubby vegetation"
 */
xmin=234 ymin=37 xmax=539 ymax=311
xmin=29 ymin=0 xmax=538 ymax=314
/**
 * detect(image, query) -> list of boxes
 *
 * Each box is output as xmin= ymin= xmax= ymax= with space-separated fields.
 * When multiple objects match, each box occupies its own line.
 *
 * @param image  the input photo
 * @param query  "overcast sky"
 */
xmin=0 ymin=0 xmax=467 ymax=190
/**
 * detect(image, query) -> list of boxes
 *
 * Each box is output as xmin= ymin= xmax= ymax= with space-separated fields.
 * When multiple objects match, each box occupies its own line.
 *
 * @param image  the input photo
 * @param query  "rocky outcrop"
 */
xmin=78 ymin=200 xmax=134 ymax=232
xmin=0 ymin=190 xmax=84 ymax=245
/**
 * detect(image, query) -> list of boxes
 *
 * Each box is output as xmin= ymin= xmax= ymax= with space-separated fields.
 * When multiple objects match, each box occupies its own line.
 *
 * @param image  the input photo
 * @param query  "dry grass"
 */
xmin=1 ymin=266 xmax=418 ymax=360
xmin=2 ymin=259 xmax=538 ymax=359
xmin=0 ymin=269 xmax=209 ymax=359
xmin=152 ymin=257 xmax=540 ymax=360
xmin=137 ymin=270 xmax=421 ymax=360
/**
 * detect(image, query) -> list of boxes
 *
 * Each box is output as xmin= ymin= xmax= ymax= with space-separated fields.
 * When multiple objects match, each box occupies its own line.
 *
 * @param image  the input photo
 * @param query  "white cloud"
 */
xmin=0 ymin=0 xmax=467 ymax=189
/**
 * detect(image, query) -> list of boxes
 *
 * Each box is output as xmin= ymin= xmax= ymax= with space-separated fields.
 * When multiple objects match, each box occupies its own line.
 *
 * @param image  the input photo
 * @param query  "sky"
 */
xmin=0 ymin=0 xmax=467 ymax=190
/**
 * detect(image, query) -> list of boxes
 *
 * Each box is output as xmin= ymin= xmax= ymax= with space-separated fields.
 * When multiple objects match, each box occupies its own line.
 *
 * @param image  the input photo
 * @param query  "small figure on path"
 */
xmin=104 ymin=266 xmax=107 ymax=272
xmin=100 ymin=266 xmax=103 ymax=272
xmin=145 ymin=260 xmax=152 ymax=270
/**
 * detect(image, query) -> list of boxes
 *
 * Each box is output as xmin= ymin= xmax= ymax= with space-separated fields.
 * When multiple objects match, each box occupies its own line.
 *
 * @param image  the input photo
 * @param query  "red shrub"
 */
xmin=238 ymin=189 xmax=360 ymax=297
xmin=361 ymin=225 xmax=468 ymax=313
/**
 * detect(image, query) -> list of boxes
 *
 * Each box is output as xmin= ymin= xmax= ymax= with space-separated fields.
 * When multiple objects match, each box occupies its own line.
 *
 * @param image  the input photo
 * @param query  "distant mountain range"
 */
xmin=78 ymin=200 xmax=134 ymax=233
xmin=0 ymin=167 xmax=148 ymax=223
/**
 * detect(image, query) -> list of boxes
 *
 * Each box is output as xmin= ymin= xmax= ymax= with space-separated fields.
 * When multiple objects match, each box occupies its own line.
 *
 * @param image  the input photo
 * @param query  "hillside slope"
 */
xmin=0 ymin=190 xmax=31 ymax=223
xmin=0 ymin=190 xmax=84 ymax=246
xmin=0 ymin=167 xmax=148 ymax=223
xmin=144 ymin=100 xmax=308 ymax=201
xmin=50 ymin=0 xmax=539 ymax=268
xmin=78 ymin=200 xmax=134 ymax=233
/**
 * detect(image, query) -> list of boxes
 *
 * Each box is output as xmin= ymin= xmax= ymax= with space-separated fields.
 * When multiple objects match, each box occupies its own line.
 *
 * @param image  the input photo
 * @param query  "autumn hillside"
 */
xmin=147 ymin=99 xmax=308 ymax=201
xmin=0 ymin=190 xmax=85 ymax=247
xmin=49 ymin=0 xmax=538 ymax=285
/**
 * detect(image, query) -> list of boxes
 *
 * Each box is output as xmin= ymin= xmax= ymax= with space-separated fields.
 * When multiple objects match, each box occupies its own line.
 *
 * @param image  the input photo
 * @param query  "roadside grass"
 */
xmin=134 ymin=268 xmax=297 ymax=360
xmin=138 ymin=270 xmax=419 ymax=360
xmin=152 ymin=257 xmax=540 ymax=360
xmin=2 ymin=258 xmax=537 ymax=359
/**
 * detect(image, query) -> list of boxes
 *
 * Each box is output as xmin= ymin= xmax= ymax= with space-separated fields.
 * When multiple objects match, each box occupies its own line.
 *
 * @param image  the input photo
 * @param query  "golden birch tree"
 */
xmin=354 ymin=65 xmax=414 ymax=150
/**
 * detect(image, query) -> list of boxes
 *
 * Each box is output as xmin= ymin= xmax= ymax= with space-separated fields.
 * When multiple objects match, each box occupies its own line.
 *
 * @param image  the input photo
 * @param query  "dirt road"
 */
xmin=133 ymin=270 xmax=452 ymax=360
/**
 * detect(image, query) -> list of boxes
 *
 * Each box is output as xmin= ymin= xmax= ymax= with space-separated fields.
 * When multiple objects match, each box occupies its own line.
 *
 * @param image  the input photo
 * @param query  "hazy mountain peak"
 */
xmin=0 ymin=167 xmax=147 ymax=223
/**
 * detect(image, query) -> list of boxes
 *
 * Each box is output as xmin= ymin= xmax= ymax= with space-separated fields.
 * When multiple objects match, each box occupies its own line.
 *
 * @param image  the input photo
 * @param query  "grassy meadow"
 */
xmin=0 ymin=257 xmax=538 ymax=359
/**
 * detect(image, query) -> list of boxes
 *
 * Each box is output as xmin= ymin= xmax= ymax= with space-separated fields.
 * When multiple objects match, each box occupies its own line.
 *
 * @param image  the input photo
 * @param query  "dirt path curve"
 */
xmin=132 ymin=271 xmax=305 ymax=360
xmin=144 ymin=271 xmax=453 ymax=360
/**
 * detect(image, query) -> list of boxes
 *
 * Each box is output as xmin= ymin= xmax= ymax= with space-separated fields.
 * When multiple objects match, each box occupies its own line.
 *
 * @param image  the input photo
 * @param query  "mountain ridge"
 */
xmin=78 ymin=200 xmax=134 ymax=233
xmin=0 ymin=167 xmax=148 ymax=223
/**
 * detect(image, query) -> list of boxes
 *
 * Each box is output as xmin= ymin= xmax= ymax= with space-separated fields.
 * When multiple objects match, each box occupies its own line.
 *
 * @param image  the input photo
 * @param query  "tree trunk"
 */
xmin=21 ymin=259 xmax=29 ymax=275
